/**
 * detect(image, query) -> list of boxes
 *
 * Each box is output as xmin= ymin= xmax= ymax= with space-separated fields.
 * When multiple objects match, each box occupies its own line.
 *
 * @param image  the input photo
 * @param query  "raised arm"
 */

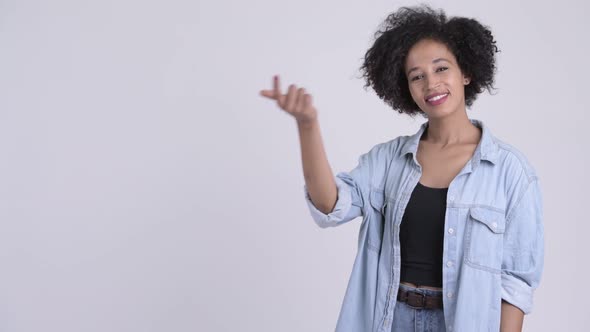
xmin=260 ymin=75 xmax=336 ymax=214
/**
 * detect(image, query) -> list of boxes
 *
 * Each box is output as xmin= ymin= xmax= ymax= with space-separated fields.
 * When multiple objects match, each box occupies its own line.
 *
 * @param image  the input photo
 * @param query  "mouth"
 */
xmin=425 ymin=93 xmax=449 ymax=106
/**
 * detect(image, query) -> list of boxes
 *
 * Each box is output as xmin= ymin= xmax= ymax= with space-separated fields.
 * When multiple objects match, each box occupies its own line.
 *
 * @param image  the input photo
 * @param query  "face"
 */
xmin=404 ymin=38 xmax=470 ymax=118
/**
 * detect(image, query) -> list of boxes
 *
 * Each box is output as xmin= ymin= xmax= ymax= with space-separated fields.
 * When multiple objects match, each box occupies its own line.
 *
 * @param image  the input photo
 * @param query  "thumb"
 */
xmin=259 ymin=90 xmax=275 ymax=99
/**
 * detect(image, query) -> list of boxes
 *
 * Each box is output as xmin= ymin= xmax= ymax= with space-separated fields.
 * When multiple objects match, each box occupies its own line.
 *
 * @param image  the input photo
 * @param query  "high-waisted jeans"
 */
xmin=391 ymin=283 xmax=446 ymax=332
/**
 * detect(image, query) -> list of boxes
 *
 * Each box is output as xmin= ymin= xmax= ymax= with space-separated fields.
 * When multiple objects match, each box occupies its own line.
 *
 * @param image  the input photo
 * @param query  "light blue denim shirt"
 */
xmin=303 ymin=118 xmax=544 ymax=332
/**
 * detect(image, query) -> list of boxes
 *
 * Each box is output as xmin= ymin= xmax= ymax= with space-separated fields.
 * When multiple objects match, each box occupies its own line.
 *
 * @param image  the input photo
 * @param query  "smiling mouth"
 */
xmin=425 ymin=93 xmax=449 ymax=102
xmin=425 ymin=93 xmax=449 ymax=106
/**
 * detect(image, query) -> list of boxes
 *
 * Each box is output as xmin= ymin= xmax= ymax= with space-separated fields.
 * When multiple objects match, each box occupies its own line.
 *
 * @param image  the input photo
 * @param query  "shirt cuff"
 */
xmin=303 ymin=176 xmax=353 ymax=228
xmin=501 ymin=272 xmax=535 ymax=314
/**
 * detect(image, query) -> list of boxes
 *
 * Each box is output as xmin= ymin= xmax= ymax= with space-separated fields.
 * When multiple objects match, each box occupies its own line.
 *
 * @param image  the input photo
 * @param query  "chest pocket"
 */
xmin=465 ymin=206 xmax=506 ymax=273
xmin=367 ymin=190 xmax=386 ymax=254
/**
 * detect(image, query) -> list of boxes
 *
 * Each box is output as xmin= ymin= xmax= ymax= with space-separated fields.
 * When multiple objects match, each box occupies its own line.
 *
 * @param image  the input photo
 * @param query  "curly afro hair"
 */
xmin=359 ymin=4 xmax=500 ymax=117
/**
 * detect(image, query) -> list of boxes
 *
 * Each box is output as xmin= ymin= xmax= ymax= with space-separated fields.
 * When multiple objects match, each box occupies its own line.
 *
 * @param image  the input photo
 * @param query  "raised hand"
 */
xmin=260 ymin=75 xmax=318 ymax=126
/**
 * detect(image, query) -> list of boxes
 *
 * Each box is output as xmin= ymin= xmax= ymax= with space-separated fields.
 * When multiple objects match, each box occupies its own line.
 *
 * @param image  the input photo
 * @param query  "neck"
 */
xmin=422 ymin=111 xmax=479 ymax=148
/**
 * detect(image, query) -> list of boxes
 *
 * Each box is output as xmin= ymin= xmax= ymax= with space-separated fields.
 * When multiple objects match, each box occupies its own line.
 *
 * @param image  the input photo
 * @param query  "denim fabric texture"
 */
xmin=303 ymin=118 xmax=544 ymax=332
xmin=392 ymin=283 xmax=445 ymax=332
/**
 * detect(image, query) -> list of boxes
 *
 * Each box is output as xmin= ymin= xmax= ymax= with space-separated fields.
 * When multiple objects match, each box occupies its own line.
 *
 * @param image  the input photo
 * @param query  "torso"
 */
xmin=400 ymin=125 xmax=482 ymax=291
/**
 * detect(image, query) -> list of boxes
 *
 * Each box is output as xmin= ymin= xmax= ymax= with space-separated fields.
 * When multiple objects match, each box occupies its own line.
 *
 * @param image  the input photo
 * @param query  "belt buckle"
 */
xmin=407 ymin=291 xmax=426 ymax=308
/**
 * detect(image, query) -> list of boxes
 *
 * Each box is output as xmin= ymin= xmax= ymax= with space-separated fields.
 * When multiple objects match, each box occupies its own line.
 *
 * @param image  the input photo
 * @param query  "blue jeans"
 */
xmin=391 ymin=283 xmax=446 ymax=332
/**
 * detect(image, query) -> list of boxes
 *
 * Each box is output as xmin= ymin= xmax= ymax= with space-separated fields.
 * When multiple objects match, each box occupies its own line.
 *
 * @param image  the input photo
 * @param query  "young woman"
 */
xmin=260 ymin=5 xmax=543 ymax=332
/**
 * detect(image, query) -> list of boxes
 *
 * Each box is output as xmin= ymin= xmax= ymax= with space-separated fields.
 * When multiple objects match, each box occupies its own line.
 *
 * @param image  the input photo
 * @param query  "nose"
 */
xmin=425 ymin=75 xmax=441 ymax=91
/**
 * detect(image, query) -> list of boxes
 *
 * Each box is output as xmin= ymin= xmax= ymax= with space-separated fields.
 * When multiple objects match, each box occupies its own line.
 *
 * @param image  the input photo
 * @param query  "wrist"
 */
xmin=297 ymin=118 xmax=319 ymax=131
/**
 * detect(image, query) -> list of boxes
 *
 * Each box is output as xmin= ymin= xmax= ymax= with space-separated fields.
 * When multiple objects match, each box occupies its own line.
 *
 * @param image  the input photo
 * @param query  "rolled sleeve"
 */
xmin=303 ymin=148 xmax=377 ymax=228
xmin=304 ymin=175 xmax=357 ymax=228
xmin=501 ymin=177 xmax=544 ymax=314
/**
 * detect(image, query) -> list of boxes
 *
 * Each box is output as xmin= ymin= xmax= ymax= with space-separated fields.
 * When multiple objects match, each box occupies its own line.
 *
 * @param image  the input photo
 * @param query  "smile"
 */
xmin=426 ymin=93 xmax=448 ymax=106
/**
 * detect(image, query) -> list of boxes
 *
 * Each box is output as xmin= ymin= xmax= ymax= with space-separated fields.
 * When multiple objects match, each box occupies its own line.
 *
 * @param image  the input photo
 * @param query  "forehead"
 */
xmin=405 ymin=39 xmax=456 ymax=69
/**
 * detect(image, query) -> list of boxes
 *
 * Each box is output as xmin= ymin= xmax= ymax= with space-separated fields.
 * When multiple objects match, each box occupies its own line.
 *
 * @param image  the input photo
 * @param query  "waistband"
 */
xmin=398 ymin=283 xmax=443 ymax=296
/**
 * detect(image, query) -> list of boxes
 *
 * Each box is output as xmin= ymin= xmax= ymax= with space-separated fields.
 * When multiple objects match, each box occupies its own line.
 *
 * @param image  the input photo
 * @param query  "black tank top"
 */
xmin=399 ymin=181 xmax=448 ymax=287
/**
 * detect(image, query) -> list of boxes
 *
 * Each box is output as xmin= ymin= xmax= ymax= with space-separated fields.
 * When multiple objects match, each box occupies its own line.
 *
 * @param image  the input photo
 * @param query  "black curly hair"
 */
xmin=359 ymin=4 xmax=500 ymax=117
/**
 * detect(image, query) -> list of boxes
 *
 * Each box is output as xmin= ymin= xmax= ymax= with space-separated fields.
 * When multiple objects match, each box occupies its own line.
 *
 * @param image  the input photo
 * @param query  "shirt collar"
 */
xmin=400 ymin=118 xmax=499 ymax=166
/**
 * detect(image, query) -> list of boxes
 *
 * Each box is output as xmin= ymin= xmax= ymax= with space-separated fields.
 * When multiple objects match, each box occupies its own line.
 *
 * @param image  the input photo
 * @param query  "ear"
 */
xmin=463 ymin=75 xmax=471 ymax=85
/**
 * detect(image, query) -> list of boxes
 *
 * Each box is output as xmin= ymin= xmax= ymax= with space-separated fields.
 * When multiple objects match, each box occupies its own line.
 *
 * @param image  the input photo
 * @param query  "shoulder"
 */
xmin=489 ymin=135 xmax=542 ymax=219
xmin=492 ymin=136 xmax=539 ymax=182
xmin=360 ymin=136 xmax=405 ymax=162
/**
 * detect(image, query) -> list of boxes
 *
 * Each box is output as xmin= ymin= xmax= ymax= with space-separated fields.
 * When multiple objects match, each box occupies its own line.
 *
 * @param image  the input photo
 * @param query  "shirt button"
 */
xmin=492 ymin=222 xmax=498 ymax=229
xmin=448 ymin=325 xmax=453 ymax=331
xmin=449 ymin=195 xmax=455 ymax=202
xmin=447 ymin=291 xmax=453 ymax=298
xmin=448 ymin=228 xmax=454 ymax=234
xmin=447 ymin=261 xmax=453 ymax=267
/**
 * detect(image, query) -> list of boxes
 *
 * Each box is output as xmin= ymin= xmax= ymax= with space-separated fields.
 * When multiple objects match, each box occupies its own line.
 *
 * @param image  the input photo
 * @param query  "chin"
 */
xmin=422 ymin=106 xmax=455 ymax=119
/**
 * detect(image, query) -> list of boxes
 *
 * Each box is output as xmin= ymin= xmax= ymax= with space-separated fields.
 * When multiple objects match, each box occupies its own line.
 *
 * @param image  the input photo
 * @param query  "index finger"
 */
xmin=273 ymin=75 xmax=285 ymax=105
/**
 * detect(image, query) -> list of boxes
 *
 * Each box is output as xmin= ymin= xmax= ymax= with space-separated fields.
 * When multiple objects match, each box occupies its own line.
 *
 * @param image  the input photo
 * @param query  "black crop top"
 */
xmin=399 ymin=181 xmax=448 ymax=288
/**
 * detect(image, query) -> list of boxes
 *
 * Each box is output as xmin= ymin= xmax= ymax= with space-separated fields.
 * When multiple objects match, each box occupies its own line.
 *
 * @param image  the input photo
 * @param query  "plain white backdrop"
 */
xmin=0 ymin=0 xmax=588 ymax=331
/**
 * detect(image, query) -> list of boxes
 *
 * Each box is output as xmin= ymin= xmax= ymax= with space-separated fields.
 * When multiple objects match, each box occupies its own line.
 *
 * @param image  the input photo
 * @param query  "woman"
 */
xmin=260 ymin=5 xmax=543 ymax=332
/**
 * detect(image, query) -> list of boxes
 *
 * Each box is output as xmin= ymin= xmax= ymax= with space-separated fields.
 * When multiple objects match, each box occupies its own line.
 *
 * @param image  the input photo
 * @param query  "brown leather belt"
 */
xmin=397 ymin=287 xmax=443 ymax=309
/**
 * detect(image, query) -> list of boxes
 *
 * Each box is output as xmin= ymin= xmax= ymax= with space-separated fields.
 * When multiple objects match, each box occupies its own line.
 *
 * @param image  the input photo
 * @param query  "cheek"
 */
xmin=450 ymin=74 xmax=465 ymax=86
xmin=408 ymin=85 xmax=422 ymax=103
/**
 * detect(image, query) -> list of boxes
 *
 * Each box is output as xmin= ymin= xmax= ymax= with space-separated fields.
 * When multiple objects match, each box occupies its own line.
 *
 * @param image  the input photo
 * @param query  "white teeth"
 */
xmin=428 ymin=93 xmax=448 ymax=102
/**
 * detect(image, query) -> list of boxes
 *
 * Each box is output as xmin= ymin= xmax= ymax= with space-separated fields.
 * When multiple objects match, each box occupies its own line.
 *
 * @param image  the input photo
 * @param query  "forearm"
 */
xmin=500 ymin=300 xmax=524 ymax=332
xmin=298 ymin=120 xmax=337 ymax=214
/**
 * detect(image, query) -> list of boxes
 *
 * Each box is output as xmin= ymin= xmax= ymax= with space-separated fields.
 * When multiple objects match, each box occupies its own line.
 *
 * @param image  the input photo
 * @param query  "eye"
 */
xmin=410 ymin=74 xmax=423 ymax=81
xmin=437 ymin=66 xmax=448 ymax=72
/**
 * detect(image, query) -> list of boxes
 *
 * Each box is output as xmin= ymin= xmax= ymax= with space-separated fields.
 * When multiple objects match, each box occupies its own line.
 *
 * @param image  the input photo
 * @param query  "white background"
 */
xmin=0 ymin=0 xmax=587 ymax=331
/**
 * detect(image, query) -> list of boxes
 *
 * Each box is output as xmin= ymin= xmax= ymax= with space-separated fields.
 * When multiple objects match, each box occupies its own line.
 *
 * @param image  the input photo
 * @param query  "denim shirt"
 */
xmin=303 ymin=118 xmax=544 ymax=332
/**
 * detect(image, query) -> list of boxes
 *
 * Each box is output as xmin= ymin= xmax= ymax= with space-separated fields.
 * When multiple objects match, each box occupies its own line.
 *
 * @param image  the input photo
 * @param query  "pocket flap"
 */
xmin=469 ymin=207 xmax=505 ymax=234
xmin=369 ymin=190 xmax=386 ymax=215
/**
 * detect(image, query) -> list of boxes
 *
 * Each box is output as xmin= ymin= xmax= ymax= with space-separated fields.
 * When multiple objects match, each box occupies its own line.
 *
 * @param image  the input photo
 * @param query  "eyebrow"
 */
xmin=406 ymin=58 xmax=451 ymax=76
